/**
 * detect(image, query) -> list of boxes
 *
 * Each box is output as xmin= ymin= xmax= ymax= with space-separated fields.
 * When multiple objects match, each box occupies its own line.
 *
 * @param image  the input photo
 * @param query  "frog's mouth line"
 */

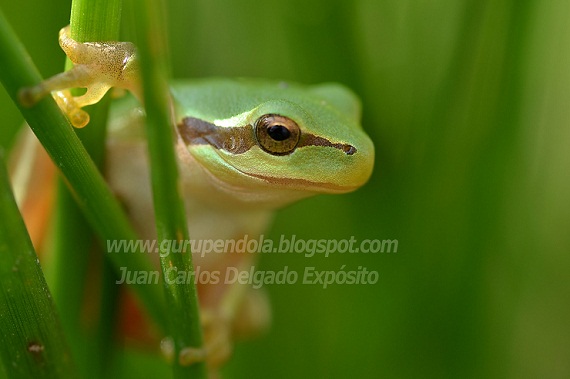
xmin=239 ymin=171 xmax=359 ymax=194
xmin=177 ymin=116 xmax=357 ymax=156
xmin=214 ymin=163 xmax=357 ymax=194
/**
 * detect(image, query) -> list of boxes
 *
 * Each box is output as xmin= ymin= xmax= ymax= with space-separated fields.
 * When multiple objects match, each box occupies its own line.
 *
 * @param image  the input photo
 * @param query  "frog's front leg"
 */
xmin=19 ymin=26 xmax=140 ymax=128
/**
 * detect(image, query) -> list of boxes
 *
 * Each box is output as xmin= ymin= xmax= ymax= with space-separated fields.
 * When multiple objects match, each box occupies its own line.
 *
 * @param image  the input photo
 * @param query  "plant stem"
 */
xmin=45 ymin=1 xmax=122 ymax=377
xmin=0 ymin=149 xmax=79 ymax=379
xmin=130 ymin=0 xmax=206 ymax=377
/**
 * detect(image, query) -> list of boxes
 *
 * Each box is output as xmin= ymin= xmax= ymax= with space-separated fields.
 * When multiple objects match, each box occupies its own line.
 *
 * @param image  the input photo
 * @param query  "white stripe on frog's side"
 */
xmin=213 ymin=112 xmax=251 ymax=128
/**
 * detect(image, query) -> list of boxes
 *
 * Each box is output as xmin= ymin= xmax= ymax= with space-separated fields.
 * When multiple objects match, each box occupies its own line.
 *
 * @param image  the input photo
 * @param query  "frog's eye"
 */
xmin=254 ymin=114 xmax=301 ymax=155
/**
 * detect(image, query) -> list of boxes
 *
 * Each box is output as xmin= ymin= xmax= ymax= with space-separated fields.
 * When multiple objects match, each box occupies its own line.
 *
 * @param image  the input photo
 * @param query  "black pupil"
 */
xmin=267 ymin=124 xmax=291 ymax=141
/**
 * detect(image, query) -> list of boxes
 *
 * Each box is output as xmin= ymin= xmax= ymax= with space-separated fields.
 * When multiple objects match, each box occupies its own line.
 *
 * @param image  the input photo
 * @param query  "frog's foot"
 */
xmin=181 ymin=288 xmax=271 ymax=368
xmin=18 ymin=25 xmax=140 ymax=128
xmin=160 ymin=288 xmax=271 ymax=374
xmin=185 ymin=311 xmax=232 ymax=368
xmin=160 ymin=312 xmax=232 ymax=377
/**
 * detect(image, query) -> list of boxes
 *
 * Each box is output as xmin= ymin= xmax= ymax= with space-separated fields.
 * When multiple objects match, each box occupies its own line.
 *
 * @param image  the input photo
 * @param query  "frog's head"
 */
xmin=175 ymin=80 xmax=374 ymax=208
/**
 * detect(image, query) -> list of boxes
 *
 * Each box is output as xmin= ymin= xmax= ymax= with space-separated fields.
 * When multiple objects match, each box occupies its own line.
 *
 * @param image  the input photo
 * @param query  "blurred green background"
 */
xmin=1 ymin=0 xmax=569 ymax=378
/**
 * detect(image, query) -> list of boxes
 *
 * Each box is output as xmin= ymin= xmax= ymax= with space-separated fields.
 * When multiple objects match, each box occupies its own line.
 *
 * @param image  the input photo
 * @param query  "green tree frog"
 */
xmin=18 ymin=26 xmax=374 ymax=371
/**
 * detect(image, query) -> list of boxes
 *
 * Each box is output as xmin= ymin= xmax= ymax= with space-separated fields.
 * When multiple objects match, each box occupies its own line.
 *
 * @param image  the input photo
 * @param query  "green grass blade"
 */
xmin=130 ymin=0 xmax=206 ymax=377
xmin=45 ymin=1 xmax=123 ymax=377
xmin=0 ymin=150 xmax=79 ymax=379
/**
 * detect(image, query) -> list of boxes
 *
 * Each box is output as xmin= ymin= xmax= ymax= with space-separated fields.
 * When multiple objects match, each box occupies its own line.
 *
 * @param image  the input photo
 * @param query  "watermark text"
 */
xmin=115 ymin=265 xmax=379 ymax=289
xmin=107 ymin=235 xmax=398 ymax=258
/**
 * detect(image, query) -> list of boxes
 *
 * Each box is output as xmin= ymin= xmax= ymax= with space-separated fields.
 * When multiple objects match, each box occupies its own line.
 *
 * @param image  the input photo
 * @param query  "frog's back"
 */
xmin=170 ymin=78 xmax=362 ymax=125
